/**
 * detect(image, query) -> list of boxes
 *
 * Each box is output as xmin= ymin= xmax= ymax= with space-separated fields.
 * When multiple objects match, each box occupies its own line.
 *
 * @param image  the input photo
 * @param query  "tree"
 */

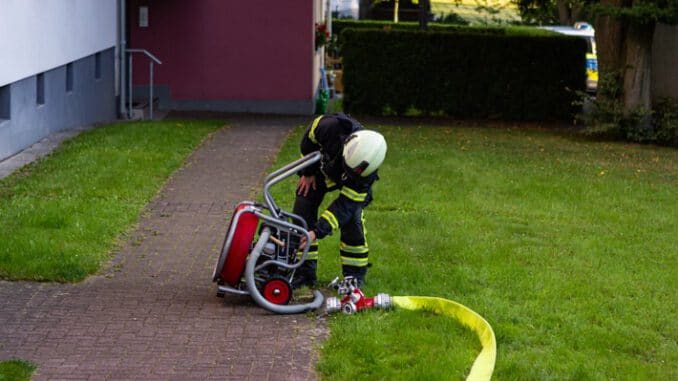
xmin=595 ymin=1 xmax=676 ymax=113
xmin=516 ymin=0 xmax=677 ymax=133
xmin=360 ymin=0 xmax=372 ymax=19
xmin=419 ymin=0 xmax=432 ymax=30
xmin=557 ymin=0 xmax=587 ymax=23
xmin=514 ymin=0 xmax=594 ymax=25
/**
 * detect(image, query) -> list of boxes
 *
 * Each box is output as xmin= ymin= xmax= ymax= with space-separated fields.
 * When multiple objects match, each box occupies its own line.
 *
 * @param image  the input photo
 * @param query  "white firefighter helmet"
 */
xmin=343 ymin=130 xmax=387 ymax=177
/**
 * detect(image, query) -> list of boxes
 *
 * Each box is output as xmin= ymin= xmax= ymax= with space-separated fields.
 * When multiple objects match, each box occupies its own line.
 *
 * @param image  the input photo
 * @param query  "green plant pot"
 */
xmin=316 ymin=89 xmax=329 ymax=114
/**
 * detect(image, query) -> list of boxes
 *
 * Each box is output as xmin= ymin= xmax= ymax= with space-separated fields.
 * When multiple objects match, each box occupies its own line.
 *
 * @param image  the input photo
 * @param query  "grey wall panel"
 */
xmin=0 ymin=49 xmax=116 ymax=161
xmin=132 ymin=84 xmax=315 ymax=116
xmin=133 ymin=85 xmax=315 ymax=115
xmin=652 ymin=23 xmax=678 ymax=102
xmin=167 ymin=98 xmax=315 ymax=116
xmin=169 ymin=100 xmax=314 ymax=115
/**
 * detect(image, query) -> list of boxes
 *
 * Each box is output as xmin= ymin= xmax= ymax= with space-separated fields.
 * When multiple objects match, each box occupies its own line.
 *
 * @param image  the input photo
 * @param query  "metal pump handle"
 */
xmin=263 ymin=151 xmax=321 ymax=219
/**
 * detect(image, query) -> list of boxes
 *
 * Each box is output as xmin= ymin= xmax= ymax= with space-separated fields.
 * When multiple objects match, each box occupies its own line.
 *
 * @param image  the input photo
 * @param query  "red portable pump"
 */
xmin=212 ymin=152 xmax=324 ymax=314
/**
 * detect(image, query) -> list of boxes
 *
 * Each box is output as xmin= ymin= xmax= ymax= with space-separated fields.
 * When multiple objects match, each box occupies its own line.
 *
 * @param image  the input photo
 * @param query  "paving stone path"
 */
xmin=0 ymin=116 xmax=328 ymax=380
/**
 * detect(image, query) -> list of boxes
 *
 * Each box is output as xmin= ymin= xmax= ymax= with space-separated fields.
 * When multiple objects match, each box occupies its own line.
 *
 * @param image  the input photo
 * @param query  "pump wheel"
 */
xmin=262 ymin=277 xmax=292 ymax=305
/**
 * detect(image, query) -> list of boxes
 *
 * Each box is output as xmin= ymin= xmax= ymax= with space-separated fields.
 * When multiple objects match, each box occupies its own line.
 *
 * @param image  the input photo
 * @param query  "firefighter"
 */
xmin=293 ymin=113 xmax=387 ymax=289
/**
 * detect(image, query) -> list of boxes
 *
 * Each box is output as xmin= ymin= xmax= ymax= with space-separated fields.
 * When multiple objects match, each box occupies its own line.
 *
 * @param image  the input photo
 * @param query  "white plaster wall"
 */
xmin=0 ymin=0 xmax=117 ymax=87
xmin=313 ymin=0 xmax=324 ymax=100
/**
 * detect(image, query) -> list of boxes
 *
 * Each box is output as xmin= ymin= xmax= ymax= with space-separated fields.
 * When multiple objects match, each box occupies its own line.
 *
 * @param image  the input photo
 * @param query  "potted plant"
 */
xmin=315 ymin=23 xmax=330 ymax=51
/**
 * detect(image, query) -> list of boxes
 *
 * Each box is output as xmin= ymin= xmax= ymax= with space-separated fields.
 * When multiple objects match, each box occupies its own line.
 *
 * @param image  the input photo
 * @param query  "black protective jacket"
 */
xmin=299 ymin=113 xmax=379 ymax=239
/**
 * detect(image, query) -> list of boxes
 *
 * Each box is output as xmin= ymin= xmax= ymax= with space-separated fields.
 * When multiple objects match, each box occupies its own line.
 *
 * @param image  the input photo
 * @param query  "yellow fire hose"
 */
xmin=392 ymin=296 xmax=496 ymax=381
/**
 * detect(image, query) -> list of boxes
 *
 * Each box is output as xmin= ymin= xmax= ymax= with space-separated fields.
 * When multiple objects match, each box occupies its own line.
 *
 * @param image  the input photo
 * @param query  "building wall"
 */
xmin=128 ymin=0 xmax=318 ymax=114
xmin=0 ymin=0 xmax=117 ymax=87
xmin=0 ymin=50 xmax=117 ymax=161
xmin=0 ymin=0 xmax=118 ymax=162
xmin=652 ymin=23 xmax=678 ymax=102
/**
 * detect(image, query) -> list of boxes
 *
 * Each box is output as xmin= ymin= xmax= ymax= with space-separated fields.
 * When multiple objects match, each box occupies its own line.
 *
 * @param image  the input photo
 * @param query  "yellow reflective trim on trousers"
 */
xmin=340 ymin=187 xmax=367 ymax=202
xmin=308 ymin=116 xmax=323 ymax=144
xmin=392 ymin=296 xmax=496 ymax=381
xmin=321 ymin=210 xmax=339 ymax=230
xmin=361 ymin=210 xmax=368 ymax=246
xmin=340 ymin=256 xmax=369 ymax=267
xmin=340 ymin=241 xmax=369 ymax=254
xmin=303 ymin=242 xmax=318 ymax=260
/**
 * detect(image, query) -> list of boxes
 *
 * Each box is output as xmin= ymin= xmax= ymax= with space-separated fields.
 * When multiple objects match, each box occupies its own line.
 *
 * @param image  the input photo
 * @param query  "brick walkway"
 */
xmin=0 ymin=116 xmax=328 ymax=380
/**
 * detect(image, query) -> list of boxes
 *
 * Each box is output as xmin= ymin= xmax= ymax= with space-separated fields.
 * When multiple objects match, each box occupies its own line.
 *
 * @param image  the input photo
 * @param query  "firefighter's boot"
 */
xmin=342 ymin=265 xmax=367 ymax=288
xmin=292 ymin=260 xmax=317 ymax=289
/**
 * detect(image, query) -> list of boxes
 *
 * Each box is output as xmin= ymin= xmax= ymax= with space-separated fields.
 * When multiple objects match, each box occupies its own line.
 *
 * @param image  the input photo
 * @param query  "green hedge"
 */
xmin=333 ymin=19 xmax=504 ymax=37
xmin=331 ymin=20 xmax=556 ymax=45
xmin=341 ymin=29 xmax=587 ymax=120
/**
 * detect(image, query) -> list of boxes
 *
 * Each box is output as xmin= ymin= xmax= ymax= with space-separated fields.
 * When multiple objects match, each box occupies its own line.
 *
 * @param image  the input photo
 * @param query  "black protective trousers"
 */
xmin=293 ymin=176 xmax=369 ymax=277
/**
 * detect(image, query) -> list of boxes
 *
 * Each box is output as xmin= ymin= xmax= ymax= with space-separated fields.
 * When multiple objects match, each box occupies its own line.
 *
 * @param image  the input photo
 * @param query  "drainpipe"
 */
xmin=118 ymin=0 xmax=127 ymax=119
xmin=326 ymin=0 xmax=332 ymax=36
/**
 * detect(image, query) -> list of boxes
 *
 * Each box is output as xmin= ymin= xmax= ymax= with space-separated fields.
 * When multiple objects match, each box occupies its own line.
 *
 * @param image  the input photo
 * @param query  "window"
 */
xmin=94 ymin=52 xmax=102 ymax=80
xmin=0 ymin=85 xmax=10 ymax=120
xmin=36 ymin=73 xmax=45 ymax=105
xmin=66 ymin=63 xmax=74 ymax=92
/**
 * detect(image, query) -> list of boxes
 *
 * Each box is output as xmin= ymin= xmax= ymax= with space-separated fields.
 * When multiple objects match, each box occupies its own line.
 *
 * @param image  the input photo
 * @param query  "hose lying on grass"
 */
xmin=392 ymin=296 xmax=496 ymax=381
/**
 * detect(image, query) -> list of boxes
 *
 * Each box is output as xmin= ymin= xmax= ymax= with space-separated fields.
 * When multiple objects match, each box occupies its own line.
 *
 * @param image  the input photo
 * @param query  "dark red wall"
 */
xmin=128 ymin=0 xmax=314 ymax=101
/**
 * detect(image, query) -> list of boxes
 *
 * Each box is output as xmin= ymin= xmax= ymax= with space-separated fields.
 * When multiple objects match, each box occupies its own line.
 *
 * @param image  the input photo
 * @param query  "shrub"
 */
xmin=435 ymin=12 xmax=470 ymax=25
xmin=576 ymin=72 xmax=628 ymax=138
xmin=578 ymin=72 xmax=678 ymax=146
xmin=653 ymin=98 xmax=678 ymax=146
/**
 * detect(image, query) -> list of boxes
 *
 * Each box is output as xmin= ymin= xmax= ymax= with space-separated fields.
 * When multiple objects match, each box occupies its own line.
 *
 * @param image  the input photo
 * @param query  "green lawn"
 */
xmin=0 ymin=120 xmax=222 ymax=282
xmin=269 ymin=123 xmax=677 ymax=380
xmin=2 ymin=118 xmax=675 ymax=379
xmin=0 ymin=360 xmax=35 ymax=381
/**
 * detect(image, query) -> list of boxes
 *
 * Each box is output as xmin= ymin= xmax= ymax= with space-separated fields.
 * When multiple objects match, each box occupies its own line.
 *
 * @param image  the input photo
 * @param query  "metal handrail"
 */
xmin=126 ymin=49 xmax=162 ymax=120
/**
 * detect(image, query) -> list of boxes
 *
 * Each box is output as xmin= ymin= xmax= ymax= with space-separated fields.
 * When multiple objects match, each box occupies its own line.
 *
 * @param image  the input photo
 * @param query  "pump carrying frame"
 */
xmin=212 ymin=152 xmax=324 ymax=314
